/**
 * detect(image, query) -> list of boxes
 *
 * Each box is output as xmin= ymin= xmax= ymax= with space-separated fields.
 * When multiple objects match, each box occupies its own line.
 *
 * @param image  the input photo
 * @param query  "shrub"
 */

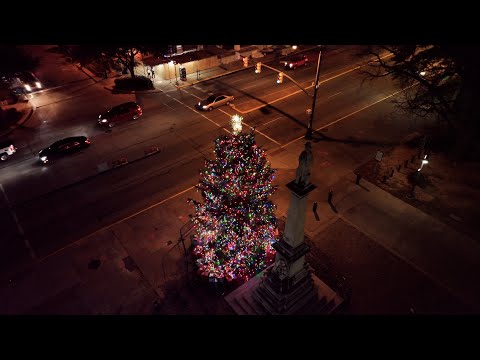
xmin=114 ymin=76 xmax=154 ymax=92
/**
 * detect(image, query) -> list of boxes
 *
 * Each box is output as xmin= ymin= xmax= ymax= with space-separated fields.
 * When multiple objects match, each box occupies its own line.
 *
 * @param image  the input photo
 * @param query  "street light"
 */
xmin=415 ymin=154 xmax=429 ymax=182
xmin=418 ymin=154 xmax=429 ymax=172
xmin=408 ymin=154 xmax=429 ymax=199
xmin=305 ymin=49 xmax=322 ymax=139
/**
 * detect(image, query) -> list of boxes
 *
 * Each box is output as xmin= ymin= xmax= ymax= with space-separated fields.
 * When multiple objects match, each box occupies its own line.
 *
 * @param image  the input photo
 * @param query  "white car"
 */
xmin=197 ymin=93 xmax=234 ymax=111
xmin=0 ymin=140 xmax=17 ymax=161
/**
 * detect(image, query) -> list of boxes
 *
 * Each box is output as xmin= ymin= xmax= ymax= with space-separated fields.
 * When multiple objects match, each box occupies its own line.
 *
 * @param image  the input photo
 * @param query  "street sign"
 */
xmin=375 ymin=151 xmax=384 ymax=162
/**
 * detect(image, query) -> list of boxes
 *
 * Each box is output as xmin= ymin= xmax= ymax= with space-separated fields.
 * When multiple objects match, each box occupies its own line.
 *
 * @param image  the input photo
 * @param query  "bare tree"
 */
xmin=360 ymin=45 xmax=480 ymax=158
xmin=102 ymin=46 xmax=148 ymax=79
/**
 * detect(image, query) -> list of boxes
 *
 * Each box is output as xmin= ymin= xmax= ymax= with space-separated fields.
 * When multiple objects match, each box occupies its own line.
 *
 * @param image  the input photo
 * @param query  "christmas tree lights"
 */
xmin=188 ymin=116 xmax=278 ymax=284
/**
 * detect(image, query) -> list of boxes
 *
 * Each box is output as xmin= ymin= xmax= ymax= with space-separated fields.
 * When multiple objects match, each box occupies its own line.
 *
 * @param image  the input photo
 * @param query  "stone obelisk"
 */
xmin=225 ymin=142 xmax=343 ymax=315
xmin=252 ymin=142 xmax=317 ymax=314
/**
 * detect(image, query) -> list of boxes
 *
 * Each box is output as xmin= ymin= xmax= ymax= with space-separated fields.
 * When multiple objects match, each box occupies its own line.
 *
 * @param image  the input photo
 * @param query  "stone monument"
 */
xmin=225 ymin=142 xmax=343 ymax=315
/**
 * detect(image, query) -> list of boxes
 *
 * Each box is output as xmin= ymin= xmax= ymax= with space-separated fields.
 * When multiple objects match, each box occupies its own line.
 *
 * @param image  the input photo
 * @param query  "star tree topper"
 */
xmin=231 ymin=114 xmax=243 ymax=135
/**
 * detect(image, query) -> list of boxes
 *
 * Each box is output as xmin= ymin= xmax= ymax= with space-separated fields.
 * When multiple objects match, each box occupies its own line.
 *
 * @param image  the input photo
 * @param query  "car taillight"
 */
xmin=85 ymin=139 xmax=91 ymax=144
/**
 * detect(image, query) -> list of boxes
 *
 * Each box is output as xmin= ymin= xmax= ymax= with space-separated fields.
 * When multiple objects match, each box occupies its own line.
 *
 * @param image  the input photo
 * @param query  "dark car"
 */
xmin=196 ymin=93 xmax=234 ymax=111
xmin=98 ymin=102 xmax=143 ymax=128
xmin=16 ymin=71 xmax=43 ymax=92
xmin=281 ymin=55 xmax=308 ymax=69
xmin=38 ymin=136 xmax=91 ymax=164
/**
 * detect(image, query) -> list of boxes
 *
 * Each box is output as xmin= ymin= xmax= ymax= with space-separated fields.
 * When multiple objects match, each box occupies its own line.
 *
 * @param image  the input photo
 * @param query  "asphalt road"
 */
xmin=0 ymin=45 xmax=433 ymax=277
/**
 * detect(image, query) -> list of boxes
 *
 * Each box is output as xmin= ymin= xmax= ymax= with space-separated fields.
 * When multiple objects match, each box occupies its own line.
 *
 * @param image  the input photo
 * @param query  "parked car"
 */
xmin=281 ymin=55 xmax=308 ymax=69
xmin=0 ymin=139 xmax=17 ymax=161
xmin=38 ymin=136 xmax=91 ymax=164
xmin=98 ymin=102 xmax=143 ymax=128
xmin=196 ymin=93 xmax=234 ymax=111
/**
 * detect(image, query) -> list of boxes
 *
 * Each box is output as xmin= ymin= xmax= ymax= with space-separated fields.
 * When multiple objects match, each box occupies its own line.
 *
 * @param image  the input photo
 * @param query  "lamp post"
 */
xmin=415 ymin=154 xmax=429 ymax=181
xmin=407 ymin=154 xmax=429 ymax=199
xmin=305 ymin=50 xmax=322 ymax=139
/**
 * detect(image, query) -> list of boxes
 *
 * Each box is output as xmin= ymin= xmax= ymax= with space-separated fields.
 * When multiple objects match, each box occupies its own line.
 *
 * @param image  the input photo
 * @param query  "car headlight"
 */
xmin=202 ymin=105 xmax=208 ymax=109
xmin=24 ymin=84 xmax=32 ymax=91
xmin=101 ymin=119 xmax=107 ymax=123
xmin=289 ymin=63 xmax=293 ymax=68
xmin=35 ymin=82 xmax=42 ymax=88
xmin=40 ymin=156 xmax=47 ymax=162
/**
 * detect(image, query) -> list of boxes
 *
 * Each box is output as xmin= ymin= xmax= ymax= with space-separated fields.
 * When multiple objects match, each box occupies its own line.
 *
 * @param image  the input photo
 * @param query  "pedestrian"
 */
xmin=355 ymin=173 xmax=362 ymax=185
xmin=151 ymin=68 xmax=155 ymax=79
xmin=312 ymin=201 xmax=318 ymax=213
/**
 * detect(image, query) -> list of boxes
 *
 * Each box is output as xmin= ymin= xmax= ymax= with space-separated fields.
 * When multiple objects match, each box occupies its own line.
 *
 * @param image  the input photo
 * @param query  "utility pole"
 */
xmin=305 ymin=50 xmax=322 ymax=139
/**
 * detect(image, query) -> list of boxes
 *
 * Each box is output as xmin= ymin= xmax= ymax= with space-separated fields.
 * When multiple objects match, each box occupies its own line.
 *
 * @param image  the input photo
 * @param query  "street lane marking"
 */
xmin=262 ymin=116 xmax=284 ymax=126
xmin=282 ymin=86 xmax=412 ymax=148
xmin=218 ymin=108 xmax=281 ymax=146
xmin=328 ymin=92 xmax=342 ymax=99
xmin=236 ymin=52 xmax=394 ymax=114
xmin=165 ymin=93 xmax=229 ymax=132
xmin=0 ymin=184 xmax=37 ymax=260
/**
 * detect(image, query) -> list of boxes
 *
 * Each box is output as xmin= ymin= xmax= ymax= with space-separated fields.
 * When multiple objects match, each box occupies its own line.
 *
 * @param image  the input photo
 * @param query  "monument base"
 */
xmin=224 ymin=266 xmax=344 ymax=315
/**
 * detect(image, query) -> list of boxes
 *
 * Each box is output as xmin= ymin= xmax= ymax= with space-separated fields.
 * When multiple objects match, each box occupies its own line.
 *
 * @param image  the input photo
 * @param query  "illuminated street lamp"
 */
xmin=408 ymin=154 xmax=429 ymax=199
xmin=418 ymin=154 xmax=429 ymax=172
xmin=415 ymin=154 xmax=429 ymax=182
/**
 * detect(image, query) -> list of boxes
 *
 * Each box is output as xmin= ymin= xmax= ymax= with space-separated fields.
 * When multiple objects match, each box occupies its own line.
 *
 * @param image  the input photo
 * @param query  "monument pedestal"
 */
xmin=224 ymin=264 xmax=344 ymax=315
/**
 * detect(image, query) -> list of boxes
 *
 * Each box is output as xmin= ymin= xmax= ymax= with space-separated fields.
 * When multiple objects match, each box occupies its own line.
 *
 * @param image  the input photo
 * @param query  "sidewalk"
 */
xmin=1 ymin=137 xmax=478 ymax=314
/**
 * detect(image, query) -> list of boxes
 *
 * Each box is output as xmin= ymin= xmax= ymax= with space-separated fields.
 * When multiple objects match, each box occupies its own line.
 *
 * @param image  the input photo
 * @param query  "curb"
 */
xmin=104 ymin=86 xmax=164 ymax=95
xmin=77 ymin=65 xmax=100 ymax=83
xmin=17 ymin=144 xmax=163 ymax=208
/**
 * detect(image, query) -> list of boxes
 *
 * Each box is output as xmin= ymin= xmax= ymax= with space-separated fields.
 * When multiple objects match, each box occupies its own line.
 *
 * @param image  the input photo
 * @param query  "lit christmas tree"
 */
xmin=188 ymin=115 xmax=278 ymax=284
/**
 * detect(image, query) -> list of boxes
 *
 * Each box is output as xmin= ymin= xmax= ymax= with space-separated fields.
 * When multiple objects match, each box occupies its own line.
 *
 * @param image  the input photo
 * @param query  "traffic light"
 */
xmin=243 ymin=57 xmax=249 ymax=67
xmin=180 ymin=67 xmax=187 ymax=81
xmin=277 ymin=72 xmax=284 ymax=84
xmin=255 ymin=62 xmax=262 ymax=73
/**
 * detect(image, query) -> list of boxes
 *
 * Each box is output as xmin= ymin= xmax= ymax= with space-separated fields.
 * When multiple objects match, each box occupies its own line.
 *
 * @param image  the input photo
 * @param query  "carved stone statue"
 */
xmin=295 ymin=142 xmax=313 ymax=186
xmin=272 ymin=259 xmax=288 ymax=280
